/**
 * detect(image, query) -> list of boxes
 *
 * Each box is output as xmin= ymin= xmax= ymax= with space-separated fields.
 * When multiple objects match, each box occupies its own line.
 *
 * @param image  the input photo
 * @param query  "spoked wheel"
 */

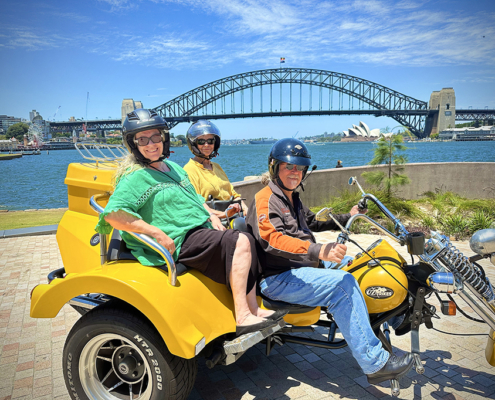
xmin=63 ymin=306 xmax=197 ymax=400
xmin=79 ymin=333 xmax=152 ymax=399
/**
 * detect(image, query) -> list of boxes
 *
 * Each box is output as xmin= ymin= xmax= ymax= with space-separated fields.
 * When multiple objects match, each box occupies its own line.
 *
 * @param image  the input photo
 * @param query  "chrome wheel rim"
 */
xmin=79 ymin=334 xmax=153 ymax=400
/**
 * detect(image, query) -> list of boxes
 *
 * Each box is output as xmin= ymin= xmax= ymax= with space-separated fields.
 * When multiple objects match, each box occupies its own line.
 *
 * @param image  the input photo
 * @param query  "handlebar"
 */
xmin=90 ymin=195 xmax=177 ymax=287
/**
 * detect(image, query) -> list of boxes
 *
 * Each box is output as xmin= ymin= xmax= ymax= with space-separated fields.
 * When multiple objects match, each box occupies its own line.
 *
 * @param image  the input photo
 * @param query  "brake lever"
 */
xmin=316 ymin=208 xmax=351 ymax=244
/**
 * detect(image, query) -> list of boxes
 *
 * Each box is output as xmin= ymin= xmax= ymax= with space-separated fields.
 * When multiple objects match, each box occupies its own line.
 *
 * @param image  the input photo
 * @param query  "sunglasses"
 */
xmin=284 ymin=163 xmax=308 ymax=172
xmin=196 ymin=138 xmax=215 ymax=145
xmin=134 ymin=133 xmax=163 ymax=146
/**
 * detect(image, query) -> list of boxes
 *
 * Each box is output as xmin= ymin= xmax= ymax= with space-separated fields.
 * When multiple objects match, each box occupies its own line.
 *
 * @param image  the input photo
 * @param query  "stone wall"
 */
xmin=232 ymin=162 xmax=495 ymax=208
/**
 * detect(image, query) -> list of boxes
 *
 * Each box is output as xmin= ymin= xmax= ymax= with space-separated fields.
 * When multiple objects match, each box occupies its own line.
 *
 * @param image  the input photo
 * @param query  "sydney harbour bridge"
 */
xmin=50 ymin=68 xmax=495 ymax=139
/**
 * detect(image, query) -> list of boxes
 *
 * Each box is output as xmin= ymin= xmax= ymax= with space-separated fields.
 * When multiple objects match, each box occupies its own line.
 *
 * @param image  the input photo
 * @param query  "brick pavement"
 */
xmin=0 ymin=232 xmax=494 ymax=400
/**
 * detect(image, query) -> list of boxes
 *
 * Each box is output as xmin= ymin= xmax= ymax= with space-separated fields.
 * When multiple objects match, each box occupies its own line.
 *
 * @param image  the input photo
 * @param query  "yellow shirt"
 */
xmin=184 ymin=159 xmax=241 ymax=201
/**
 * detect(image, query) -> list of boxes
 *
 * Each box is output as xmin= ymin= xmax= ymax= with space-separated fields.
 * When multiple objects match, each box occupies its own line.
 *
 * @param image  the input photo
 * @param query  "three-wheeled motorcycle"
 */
xmin=30 ymin=144 xmax=495 ymax=399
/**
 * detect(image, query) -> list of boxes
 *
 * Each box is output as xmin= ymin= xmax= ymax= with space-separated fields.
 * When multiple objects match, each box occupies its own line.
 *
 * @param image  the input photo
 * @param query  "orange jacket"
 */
xmin=247 ymin=181 xmax=350 ymax=277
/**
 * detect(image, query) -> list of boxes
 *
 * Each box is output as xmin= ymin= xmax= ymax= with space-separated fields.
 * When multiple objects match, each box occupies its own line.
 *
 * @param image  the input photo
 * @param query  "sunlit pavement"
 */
xmin=0 ymin=232 xmax=494 ymax=400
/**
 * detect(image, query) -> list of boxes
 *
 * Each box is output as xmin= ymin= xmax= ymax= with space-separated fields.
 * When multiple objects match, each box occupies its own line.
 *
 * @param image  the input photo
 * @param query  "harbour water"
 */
xmin=1 ymin=141 xmax=494 ymax=211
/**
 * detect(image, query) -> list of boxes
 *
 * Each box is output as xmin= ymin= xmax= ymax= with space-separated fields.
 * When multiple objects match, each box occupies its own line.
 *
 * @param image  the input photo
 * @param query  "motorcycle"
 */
xmin=29 ymin=148 xmax=495 ymax=399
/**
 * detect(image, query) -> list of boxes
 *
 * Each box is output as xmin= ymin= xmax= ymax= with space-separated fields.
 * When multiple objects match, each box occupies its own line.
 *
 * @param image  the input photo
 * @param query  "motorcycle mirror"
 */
xmin=470 ymin=229 xmax=495 ymax=257
xmin=348 ymin=176 xmax=366 ymax=195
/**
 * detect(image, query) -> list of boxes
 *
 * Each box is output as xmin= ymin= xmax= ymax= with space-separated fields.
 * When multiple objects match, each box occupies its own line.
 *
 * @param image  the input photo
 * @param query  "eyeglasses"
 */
xmin=134 ymin=133 xmax=163 ymax=146
xmin=284 ymin=163 xmax=308 ymax=172
xmin=196 ymin=138 xmax=215 ymax=145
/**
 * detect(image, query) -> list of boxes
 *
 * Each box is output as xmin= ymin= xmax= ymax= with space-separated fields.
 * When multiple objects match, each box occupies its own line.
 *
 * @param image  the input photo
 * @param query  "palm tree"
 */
xmin=362 ymin=127 xmax=410 ymax=200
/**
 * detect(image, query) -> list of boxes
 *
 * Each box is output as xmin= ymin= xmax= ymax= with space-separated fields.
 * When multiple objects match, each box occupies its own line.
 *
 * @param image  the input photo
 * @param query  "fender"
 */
xmin=30 ymin=261 xmax=236 ymax=359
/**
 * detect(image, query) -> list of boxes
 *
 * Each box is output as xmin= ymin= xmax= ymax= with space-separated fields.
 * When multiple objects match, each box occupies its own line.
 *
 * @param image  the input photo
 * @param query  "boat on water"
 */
xmin=249 ymin=138 xmax=277 ymax=144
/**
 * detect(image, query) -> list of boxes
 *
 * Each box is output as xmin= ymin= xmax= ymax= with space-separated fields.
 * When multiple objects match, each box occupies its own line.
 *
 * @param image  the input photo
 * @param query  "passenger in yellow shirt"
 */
xmin=184 ymin=120 xmax=248 ymax=219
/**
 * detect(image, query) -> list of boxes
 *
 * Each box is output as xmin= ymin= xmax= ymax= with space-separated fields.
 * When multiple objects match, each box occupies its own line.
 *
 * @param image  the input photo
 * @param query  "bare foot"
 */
xmin=256 ymin=309 xmax=275 ymax=318
xmin=236 ymin=313 xmax=265 ymax=326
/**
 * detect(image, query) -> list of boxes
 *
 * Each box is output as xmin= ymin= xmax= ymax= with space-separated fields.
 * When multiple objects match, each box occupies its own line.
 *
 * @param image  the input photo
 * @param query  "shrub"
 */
xmin=469 ymin=210 xmax=494 ymax=233
xmin=441 ymin=214 xmax=469 ymax=240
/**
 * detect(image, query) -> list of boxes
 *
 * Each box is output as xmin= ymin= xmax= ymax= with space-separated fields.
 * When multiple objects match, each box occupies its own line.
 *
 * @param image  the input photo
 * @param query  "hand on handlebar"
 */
xmin=350 ymin=204 xmax=367 ymax=216
xmin=226 ymin=203 xmax=241 ymax=218
xmin=319 ymin=243 xmax=347 ymax=263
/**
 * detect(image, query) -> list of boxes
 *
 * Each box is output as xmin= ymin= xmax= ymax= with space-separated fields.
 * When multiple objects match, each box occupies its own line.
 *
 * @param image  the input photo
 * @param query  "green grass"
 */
xmin=0 ymin=209 xmax=66 ymax=230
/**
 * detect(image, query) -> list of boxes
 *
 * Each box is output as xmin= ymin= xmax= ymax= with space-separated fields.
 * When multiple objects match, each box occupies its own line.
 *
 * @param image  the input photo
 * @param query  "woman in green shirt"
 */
xmin=96 ymin=109 xmax=280 ymax=336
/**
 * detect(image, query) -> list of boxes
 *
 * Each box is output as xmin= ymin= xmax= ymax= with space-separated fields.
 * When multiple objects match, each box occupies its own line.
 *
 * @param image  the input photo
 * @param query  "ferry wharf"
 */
xmin=0 ymin=231 xmax=494 ymax=400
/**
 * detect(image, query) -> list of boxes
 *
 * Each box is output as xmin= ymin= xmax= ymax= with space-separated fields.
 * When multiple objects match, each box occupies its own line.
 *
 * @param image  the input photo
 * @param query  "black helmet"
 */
xmin=268 ymin=138 xmax=312 ymax=181
xmin=122 ymin=109 xmax=170 ymax=164
xmin=186 ymin=120 xmax=221 ymax=160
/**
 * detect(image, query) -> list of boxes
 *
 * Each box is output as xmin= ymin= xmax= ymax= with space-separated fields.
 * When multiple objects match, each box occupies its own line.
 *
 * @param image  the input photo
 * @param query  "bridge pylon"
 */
xmin=428 ymin=88 xmax=456 ymax=135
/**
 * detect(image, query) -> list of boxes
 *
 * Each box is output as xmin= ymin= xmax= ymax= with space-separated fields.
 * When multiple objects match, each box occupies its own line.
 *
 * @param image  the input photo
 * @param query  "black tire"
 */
xmin=63 ymin=305 xmax=197 ymax=400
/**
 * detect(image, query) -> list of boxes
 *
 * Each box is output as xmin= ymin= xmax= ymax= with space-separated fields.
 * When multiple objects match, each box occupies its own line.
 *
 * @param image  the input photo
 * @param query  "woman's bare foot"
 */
xmin=236 ymin=313 xmax=266 ymax=326
xmin=256 ymin=308 xmax=275 ymax=318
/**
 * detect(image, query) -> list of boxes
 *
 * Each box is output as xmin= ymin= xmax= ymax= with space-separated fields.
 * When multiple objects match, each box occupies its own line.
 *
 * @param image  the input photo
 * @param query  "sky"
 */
xmin=1 ymin=0 xmax=494 ymax=139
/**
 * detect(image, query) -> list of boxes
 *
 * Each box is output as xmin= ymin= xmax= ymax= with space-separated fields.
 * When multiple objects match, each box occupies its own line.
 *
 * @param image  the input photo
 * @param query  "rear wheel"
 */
xmin=63 ymin=306 xmax=197 ymax=400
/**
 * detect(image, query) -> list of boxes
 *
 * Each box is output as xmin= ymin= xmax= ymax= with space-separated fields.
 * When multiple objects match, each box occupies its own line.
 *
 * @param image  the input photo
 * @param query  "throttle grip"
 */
xmin=337 ymin=233 xmax=347 ymax=244
xmin=358 ymin=198 xmax=367 ymax=211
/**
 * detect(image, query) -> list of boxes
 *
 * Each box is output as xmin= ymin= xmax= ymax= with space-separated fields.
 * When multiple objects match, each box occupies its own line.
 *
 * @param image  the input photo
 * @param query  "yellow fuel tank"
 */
xmin=342 ymin=239 xmax=408 ymax=314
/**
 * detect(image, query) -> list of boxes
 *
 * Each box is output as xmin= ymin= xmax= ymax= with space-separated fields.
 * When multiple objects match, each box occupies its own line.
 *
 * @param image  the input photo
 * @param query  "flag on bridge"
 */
xmin=280 ymin=57 xmax=285 ymax=64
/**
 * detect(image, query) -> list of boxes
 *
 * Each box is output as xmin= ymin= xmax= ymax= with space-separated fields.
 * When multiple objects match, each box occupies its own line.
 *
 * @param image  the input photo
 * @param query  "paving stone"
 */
xmin=2 ymin=233 xmax=495 ymax=399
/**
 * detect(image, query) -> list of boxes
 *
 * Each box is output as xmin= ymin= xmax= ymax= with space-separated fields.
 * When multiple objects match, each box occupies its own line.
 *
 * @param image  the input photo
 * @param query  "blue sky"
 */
xmin=1 ymin=0 xmax=494 ymax=139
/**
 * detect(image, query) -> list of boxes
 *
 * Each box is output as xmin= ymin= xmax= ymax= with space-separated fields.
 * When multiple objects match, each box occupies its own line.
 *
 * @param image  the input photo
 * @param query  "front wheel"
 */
xmin=63 ymin=305 xmax=197 ymax=400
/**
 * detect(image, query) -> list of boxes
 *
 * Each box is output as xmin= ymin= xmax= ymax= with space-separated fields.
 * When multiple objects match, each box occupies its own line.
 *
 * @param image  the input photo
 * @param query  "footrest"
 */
xmin=223 ymin=319 xmax=285 ymax=354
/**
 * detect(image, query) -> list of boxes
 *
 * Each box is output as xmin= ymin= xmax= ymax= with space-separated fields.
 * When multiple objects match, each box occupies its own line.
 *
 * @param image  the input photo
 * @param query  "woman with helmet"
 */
xmin=183 ymin=120 xmax=248 ymax=219
xmin=96 ymin=109 xmax=282 ymax=335
xmin=246 ymin=138 xmax=414 ymax=385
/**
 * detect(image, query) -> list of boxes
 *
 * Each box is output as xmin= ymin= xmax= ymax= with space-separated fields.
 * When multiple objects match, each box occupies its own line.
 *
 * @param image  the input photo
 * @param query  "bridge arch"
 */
xmin=153 ymin=68 xmax=429 ymax=137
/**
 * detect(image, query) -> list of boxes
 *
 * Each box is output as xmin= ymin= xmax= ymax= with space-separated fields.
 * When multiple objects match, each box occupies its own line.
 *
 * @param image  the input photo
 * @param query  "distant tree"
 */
xmin=7 ymin=122 xmax=29 ymax=141
xmin=0 ymin=134 xmax=6 ymax=140
xmin=176 ymin=135 xmax=187 ymax=145
xmin=430 ymin=132 xmax=439 ymax=139
xmin=106 ymin=138 xmax=122 ymax=145
xmin=362 ymin=131 xmax=410 ymax=200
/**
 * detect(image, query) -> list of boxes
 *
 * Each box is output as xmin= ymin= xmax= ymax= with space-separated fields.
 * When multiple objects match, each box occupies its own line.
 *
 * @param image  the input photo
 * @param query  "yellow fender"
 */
xmin=30 ymin=261 xmax=236 ymax=359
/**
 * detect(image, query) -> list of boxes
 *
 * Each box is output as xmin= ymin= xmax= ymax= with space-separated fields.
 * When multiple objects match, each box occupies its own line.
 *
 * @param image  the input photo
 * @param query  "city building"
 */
xmin=439 ymin=126 xmax=495 ymax=141
xmin=0 ymin=115 xmax=22 ymax=133
xmin=342 ymin=121 xmax=381 ymax=141
xmin=29 ymin=110 xmax=40 ymax=121
xmin=0 ymin=138 xmax=19 ymax=151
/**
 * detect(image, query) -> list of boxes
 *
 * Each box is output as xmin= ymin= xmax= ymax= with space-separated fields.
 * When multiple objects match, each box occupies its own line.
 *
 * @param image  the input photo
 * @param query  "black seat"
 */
xmin=259 ymin=292 xmax=316 ymax=314
xmin=206 ymin=195 xmax=242 ymax=212
xmin=106 ymin=230 xmax=190 ymax=275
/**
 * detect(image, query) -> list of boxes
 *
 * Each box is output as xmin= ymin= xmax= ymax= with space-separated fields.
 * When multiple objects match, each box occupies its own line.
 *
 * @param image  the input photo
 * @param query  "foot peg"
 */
xmin=413 ymin=353 xmax=424 ymax=374
xmin=390 ymin=379 xmax=400 ymax=397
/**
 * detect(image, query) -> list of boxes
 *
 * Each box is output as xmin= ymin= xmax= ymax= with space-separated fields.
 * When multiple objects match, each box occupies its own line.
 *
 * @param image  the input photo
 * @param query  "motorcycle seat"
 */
xmin=106 ymin=230 xmax=190 ymax=276
xmin=259 ymin=292 xmax=316 ymax=314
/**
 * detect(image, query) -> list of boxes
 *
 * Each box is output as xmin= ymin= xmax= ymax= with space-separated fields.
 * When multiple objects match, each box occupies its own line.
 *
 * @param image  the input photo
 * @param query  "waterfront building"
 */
xmin=0 ymin=115 xmax=22 ymax=133
xmin=0 ymin=138 xmax=19 ymax=151
xmin=342 ymin=121 xmax=380 ymax=141
xmin=29 ymin=110 xmax=40 ymax=121
xmin=439 ymin=126 xmax=495 ymax=141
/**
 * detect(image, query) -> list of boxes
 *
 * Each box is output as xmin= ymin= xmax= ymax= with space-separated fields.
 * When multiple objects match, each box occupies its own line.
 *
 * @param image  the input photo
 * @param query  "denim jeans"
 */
xmin=259 ymin=257 xmax=389 ymax=374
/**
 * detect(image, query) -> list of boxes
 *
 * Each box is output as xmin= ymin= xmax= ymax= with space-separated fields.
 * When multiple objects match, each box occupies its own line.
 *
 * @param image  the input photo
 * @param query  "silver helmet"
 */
xmin=186 ymin=120 xmax=221 ymax=160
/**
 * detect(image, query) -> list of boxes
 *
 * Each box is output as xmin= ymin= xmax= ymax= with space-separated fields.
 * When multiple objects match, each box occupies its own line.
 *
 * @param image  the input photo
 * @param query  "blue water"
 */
xmin=1 ymin=141 xmax=494 ymax=211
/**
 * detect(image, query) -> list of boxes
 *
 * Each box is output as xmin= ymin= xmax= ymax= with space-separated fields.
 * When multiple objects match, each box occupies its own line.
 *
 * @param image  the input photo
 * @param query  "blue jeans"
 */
xmin=259 ymin=257 xmax=389 ymax=374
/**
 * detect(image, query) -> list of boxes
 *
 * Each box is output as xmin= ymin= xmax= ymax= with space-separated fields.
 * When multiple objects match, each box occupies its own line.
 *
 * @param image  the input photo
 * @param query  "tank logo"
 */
xmin=295 ymin=145 xmax=302 ymax=149
xmin=90 ymin=233 xmax=100 ymax=246
xmin=259 ymin=214 xmax=266 ymax=223
xmin=365 ymin=286 xmax=394 ymax=299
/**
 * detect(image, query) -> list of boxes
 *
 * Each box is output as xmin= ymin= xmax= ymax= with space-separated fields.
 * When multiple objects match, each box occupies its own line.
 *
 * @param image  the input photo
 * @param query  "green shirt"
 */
xmin=95 ymin=160 xmax=212 ymax=266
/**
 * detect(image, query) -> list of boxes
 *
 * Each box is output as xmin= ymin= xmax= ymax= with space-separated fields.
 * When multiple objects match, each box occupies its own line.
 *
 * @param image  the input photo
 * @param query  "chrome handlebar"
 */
xmin=90 ymin=195 xmax=177 ymax=287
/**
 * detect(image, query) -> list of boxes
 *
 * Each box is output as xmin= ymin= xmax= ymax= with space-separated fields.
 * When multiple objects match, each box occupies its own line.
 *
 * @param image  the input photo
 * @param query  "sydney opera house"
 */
xmin=342 ymin=121 xmax=386 ymax=142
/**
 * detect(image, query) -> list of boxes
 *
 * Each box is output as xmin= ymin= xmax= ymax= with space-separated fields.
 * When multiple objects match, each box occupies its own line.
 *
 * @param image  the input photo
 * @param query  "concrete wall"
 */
xmin=232 ymin=162 xmax=495 ymax=208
